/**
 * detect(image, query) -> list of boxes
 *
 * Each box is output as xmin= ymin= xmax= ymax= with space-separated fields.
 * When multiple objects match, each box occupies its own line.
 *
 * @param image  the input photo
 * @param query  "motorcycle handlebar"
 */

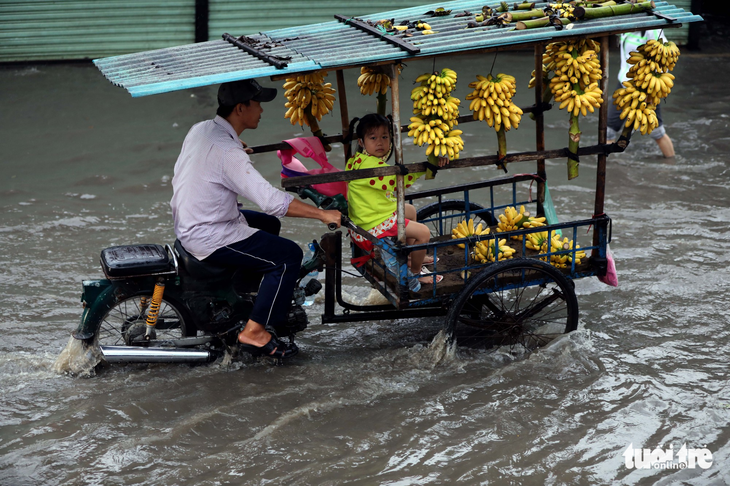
xmin=328 ymin=214 xmax=353 ymax=232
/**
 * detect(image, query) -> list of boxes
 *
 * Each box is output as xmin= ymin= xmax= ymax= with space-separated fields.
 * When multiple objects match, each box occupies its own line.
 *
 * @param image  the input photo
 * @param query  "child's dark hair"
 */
xmin=347 ymin=114 xmax=393 ymax=161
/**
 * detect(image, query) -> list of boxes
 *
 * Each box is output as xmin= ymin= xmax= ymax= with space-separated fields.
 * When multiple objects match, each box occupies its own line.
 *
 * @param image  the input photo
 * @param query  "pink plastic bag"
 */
xmin=598 ymin=244 xmax=618 ymax=287
xmin=278 ymin=137 xmax=347 ymax=198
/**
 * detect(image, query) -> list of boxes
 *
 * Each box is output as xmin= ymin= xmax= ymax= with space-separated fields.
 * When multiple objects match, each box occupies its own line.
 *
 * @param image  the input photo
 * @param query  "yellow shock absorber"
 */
xmin=145 ymin=282 xmax=166 ymax=338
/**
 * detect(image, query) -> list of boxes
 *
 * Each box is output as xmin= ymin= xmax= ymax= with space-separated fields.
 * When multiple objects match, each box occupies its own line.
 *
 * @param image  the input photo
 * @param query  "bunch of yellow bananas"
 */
xmin=408 ymin=68 xmax=465 ymax=159
xmin=546 ymin=39 xmax=603 ymax=84
xmin=526 ymin=232 xmax=585 ymax=268
xmin=283 ymin=72 xmax=336 ymax=127
xmin=466 ymin=73 xmax=523 ymax=132
xmin=533 ymin=39 xmax=603 ymax=179
xmin=544 ymin=235 xmax=586 ymax=268
xmin=637 ymin=38 xmax=680 ymax=71
xmin=496 ymin=205 xmax=546 ymax=240
xmin=474 ymin=238 xmax=516 ymax=263
xmin=357 ymin=67 xmax=390 ymax=96
xmin=407 ymin=117 xmax=464 ymax=158
xmin=626 ymin=43 xmax=678 ymax=97
xmin=451 ymin=218 xmax=491 ymax=248
xmin=522 ymin=216 xmax=546 ymax=229
xmin=546 ymin=40 xmax=604 ymax=117
xmin=611 ymin=38 xmax=679 ymax=135
xmin=554 ymin=82 xmax=603 ymax=117
xmin=612 ymin=85 xmax=660 ymax=135
xmin=525 ymin=231 xmax=549 ymax=251
xmin=410 ymin=69 xmax=459 ymax=118
xmin=529 ymin=39 xmax=601 ymax=92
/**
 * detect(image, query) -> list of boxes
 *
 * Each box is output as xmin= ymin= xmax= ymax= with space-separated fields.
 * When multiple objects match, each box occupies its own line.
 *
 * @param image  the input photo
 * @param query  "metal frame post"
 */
xmin=321 ymin=231 xmax=341 ymax=320
xmin=390 ymin=63 xmax=407 ymax=245
xmin=593 ymin=35 xmax=610 ymax=255
xmin=336 ymin=69 xmax=351 ymax=161
xmin=534 ymin=43 xmax=546 ymax=215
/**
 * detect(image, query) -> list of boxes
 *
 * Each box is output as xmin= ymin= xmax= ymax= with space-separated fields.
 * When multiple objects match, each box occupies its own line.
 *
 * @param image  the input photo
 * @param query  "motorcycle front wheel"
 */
xmin=94 ymin=294 xmax=195 ymax=346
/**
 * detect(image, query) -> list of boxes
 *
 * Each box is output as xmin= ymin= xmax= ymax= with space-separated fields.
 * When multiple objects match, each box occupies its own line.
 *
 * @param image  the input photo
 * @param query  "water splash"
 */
xmin=52 ymin=336 xmax=102 ymax=377
xmin=425 ymin=329 xmax=458 ymax=367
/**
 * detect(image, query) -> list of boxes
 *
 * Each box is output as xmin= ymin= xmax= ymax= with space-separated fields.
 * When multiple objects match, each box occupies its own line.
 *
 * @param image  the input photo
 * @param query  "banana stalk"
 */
xmin=573 ymin=1 xmax=655 ymax=19
xmin=376 ymin=91 xmax=387 ymax=116
xmin=516 ymin=16 xmax=570 ymax=30
xmin=506 ymin=8 xmax=545 ymax=21
xmin=305 ymin=105 xmax=331 ymax=151
xmin=496 ymin=126 xmax=508 ymax=172
xmin=619 ymin=125 xmax=633 ymax=144
xmin=425 ymin=153 xmax=439 ymax=180
xmin=513 ymin=2 xmax=536 ymax=10
xmin=568 ymin=113 xmax=580 ymax=180
xmin=528 ymin=78 xmax=553 ymax=120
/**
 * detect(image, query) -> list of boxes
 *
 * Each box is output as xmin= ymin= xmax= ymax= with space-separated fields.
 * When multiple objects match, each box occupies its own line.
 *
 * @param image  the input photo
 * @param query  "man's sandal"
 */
xmin=238 ymin=335 xmax=298 ymax=359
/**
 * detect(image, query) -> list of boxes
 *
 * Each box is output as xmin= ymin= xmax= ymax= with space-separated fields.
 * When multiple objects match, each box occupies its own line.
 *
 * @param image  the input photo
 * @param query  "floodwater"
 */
xmin=2 ymin=33 xmax=730 ymax=486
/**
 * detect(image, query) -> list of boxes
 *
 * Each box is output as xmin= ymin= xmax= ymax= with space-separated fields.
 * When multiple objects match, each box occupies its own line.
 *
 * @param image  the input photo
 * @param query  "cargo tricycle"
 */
xmin=71 ymin=1 xmax=699 ymax=364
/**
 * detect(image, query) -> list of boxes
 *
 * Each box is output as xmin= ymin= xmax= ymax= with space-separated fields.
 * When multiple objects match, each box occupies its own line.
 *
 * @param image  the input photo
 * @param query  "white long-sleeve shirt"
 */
xmin=170 ymin=116 xmax=293 ymax=259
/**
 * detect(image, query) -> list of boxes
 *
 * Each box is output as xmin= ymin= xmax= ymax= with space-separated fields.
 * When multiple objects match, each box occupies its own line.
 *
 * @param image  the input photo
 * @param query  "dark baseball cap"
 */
xmin=217 ymin=79 xmax=277 ymax=105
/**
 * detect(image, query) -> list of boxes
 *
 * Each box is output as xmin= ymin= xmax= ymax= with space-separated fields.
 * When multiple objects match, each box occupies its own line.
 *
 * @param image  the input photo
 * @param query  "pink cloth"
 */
xmin=278 ymin=137 xmax=348 ymax=198
xmin=598 ymin=244 xmax=618 ymax=287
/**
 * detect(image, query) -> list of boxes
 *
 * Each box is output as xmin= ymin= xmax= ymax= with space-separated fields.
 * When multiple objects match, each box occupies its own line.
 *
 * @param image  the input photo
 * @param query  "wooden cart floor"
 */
xmin=359 ymin=238 xmax=592 ymax=299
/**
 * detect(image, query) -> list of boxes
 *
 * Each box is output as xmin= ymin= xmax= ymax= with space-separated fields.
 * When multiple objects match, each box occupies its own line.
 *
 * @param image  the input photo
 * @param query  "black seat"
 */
xmin=174 ymin=240 xmax=233 ymax=280
xmin=100 ymin=244 xmax=172 ymax=278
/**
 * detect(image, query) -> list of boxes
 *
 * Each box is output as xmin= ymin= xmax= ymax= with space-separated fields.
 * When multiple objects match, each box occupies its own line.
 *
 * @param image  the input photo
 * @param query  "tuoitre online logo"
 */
xmin=623 ymin=443 xmax=713 ymax=470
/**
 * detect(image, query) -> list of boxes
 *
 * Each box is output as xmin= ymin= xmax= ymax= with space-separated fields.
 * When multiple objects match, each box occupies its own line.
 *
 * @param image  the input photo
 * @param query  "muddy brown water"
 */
xmin=2 ymin=38 xmax=730 ymax=485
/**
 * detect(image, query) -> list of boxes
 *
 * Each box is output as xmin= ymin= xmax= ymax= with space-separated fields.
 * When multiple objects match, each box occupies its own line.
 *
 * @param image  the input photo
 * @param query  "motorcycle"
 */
xmin=71 ymin=190 xmax=346 ymax=366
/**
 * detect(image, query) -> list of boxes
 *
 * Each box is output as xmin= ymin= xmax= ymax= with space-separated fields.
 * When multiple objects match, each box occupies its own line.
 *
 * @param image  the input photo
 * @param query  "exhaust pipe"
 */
xmin=100 ymin=346 xmax=213 ymax=363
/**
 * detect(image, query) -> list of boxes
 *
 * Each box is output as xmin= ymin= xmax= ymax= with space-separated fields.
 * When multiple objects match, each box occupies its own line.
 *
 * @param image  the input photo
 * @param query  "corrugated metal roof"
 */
xmin=94 ymin=0 xmax=702 ymax=97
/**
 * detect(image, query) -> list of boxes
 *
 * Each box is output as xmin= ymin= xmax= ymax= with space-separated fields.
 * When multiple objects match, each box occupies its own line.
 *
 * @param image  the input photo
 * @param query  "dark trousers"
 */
xmin=205 ymin=211 xmax=303 ymax=327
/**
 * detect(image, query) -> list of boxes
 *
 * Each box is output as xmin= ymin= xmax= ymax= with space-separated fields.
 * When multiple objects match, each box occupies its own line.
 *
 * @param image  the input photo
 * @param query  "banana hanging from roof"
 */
xmin=408 ymin=68 xmax=464 ymax=160
xmin=465 ymin=72 xmax=522 ymax=171
xmin=283 ymin=72 xmax=336 ymax=128
xmin=357 ymin=67 xmax=391 ymax=96
xmin=612 ymin=38 xmax=680 ymax=137
xmin=534 ymin=38 xmax=604 ymax=179
xmin=466 ymin=73 xmax=522 ymax=132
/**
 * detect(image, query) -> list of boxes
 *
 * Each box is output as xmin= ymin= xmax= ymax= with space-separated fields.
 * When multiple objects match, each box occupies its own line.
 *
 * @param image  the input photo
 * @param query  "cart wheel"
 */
xmin=445 ymin=259 xmax=578 ymax=352
xmin=416 ymin=200 xmax=495 ymax=238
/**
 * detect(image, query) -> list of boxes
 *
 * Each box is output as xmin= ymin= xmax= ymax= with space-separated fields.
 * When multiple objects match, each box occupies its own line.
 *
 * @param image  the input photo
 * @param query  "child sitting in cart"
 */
xmin=345 ymin=114 xmax=449 ymax=285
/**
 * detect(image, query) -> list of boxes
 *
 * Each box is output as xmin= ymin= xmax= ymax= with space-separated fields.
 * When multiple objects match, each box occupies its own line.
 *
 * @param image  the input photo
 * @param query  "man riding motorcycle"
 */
xmin=170 ymin=79 xmax=341 ymax=359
